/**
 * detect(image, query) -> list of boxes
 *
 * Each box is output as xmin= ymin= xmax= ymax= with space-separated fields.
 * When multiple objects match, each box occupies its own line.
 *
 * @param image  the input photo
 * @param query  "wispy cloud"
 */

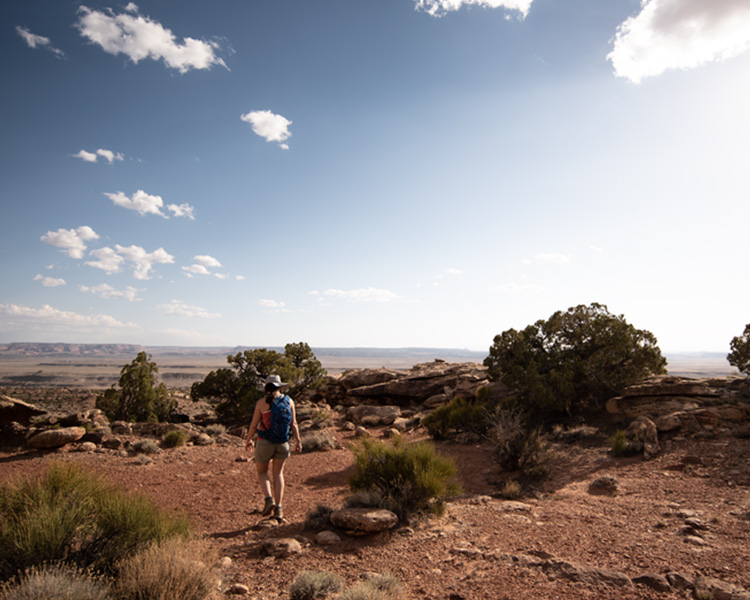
xmin=73 ymin=148 xmax=124 ymax=163
xmin=0 ymin=303 xmax=137 ymax=330
xmin=182 ymin=255 xmax=222 ymax=277
xmin=157 ymin=299 xmax=221 ymax=318
xmin=258 ymin=299 xmax=289 ymax=311
xmin=167 ymin=203 xmax=195 ymax=220
xmin=79 ymin=283 xmax=143 ymax=301
xmin=34 ymin=274 xmax=66 ymax=287
xmin=104 ymin=190 xmax=195 ymax=219
xmin=241 ymin=109 xmax=292 ymax=149
xmin=414 ymin=0 xmax=533 ymax=18
xmin=320 ymin=288 xmax=400 ymax=303
xmin=16 ymin=26 xmax=66 ymax=58
xmin=41 ymin=226 xmax=99 ymax=259
xmin=86 ymin=245 xmax=174 ymax=280
xmin=76 ymin=3 xmax=227 ymax=73
xmin=608 ymin=0 xmax=750 ymax=83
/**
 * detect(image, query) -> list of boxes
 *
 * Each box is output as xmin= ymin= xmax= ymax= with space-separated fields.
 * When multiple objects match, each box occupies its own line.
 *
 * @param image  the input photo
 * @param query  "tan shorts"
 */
xmin=254 ymin=438 xmax=290 ymax=463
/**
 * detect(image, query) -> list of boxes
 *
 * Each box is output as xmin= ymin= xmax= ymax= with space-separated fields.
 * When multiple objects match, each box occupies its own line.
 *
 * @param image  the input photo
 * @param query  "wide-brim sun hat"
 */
xmin=265 ymin=374 xmax=287 ymax=388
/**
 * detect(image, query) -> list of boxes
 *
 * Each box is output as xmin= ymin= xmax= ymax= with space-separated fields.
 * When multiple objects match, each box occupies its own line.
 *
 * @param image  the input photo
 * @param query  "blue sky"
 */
xmin=1 ymin=0 xmax=749 ymax=353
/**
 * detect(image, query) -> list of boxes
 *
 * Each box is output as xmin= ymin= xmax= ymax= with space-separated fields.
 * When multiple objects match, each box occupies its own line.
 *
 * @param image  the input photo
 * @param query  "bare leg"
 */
xmin=255 ymin=461 xmax=272 ymax=499
xmin=271 ymin=458 xmax=287 ymax=507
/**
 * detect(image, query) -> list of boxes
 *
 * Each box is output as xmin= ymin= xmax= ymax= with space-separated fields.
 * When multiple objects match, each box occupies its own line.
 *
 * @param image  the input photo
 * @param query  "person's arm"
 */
xmin=245 ymin=400 xmax=264 ymax=452
xmin=289 ymin=399 xmax=302 ymax=453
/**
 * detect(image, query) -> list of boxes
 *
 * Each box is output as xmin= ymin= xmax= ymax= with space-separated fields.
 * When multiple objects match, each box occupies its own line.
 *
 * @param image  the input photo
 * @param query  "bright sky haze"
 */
xmin=2 ymin=0 xmax=749 ymax=353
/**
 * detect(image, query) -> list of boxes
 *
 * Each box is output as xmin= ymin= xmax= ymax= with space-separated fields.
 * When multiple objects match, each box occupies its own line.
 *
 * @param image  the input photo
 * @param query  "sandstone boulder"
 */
xmin=329 ymin=508 xmax=399 ymax=535
xmin=27 ymin=426 xmax=86 ymax=449
xmin=0 ymin=395 xmax=46 ymax=426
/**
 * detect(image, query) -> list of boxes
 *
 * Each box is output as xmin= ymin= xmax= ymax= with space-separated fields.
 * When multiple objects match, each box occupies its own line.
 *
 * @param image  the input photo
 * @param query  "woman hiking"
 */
xmin=245 ymin=374 xmax=302 ymax=521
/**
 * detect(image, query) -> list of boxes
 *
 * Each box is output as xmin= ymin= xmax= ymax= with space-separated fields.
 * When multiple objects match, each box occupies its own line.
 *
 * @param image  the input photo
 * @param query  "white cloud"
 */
xmin=76 ymin=5 xmax=227 ymax=73
xmin=86 ymin=247 xmax=125 ymax=274
xmin=241 ymin=110 xmax=292 ymax=149
xmin=323 ymin=288 xmax=400 ymax=303
xmin=86 ymin=245 xmax=174 ymax=279
xmin=608 ymin=0 xmax=750 ymax=83
xmin=414 ymin=0 xmax=533 ymax=18
xmin=74 ymin=149 xmax=98 ymax=162
xmin=182 ymin=264 xmax=210 ymax=277
xmin=167 ymin=203 xmax=195 ymax=219
xmin=259 ymin=299 xmax=286 ymax=309
xmin=115 ymin=245 xmax=174 ymax=279
xmin=79 ymin=283 xmax=143 ymax=301
xmin=34 ymin=274 xmax=66 ymax=287
xmin=214 ymin=273 xmax=228 ymax=280
xmin=74 ymin=148 xmax=124 ymax=163
xmin=16 ymin=26 xmax=66 ymax=58
xmin=236 ymin=275 xmax=245 ymax=281
xmin=41 ymin=226 xmax=99 ymax=259
xmin=0 ymin=303 xmax=137 ymax=330
xmin=534 ymin=253 xmax=571 ymax=264
xmin=157 ymin=299 xmax=221 ymax=318
xmin=193 ymin=255 xmax=221 ymax=268
xmin=590 ymin=245 xmax=604 ymax=253
xmin=182 ymin=255 xmax=221 ymax=277
xmin=105 ymin=190 xmax=166 ymax=217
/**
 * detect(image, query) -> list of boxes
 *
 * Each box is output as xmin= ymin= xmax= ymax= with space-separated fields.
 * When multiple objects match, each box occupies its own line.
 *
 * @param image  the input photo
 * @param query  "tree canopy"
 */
xmin=96 ymin=352 xmax=175 ymax=422
xmin=484 ymin=303 xmax=667 ymax=420
xmin=190 ymin=342 xmax=326 ymax=424
xmin=728 ymin=323 xmax=750 ymax=375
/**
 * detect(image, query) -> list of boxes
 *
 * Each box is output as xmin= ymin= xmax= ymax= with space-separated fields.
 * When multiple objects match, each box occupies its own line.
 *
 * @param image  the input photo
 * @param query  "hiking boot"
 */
xmin=261 ymin=497 xmax=275 ymax=517
xmin=273 ymin=505 xmax=284 ymax=521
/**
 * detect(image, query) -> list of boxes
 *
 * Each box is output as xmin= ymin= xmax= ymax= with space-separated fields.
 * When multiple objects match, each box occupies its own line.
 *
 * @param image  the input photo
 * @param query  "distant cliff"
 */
xmin=0 ymin=343 xmax=145 ymax=356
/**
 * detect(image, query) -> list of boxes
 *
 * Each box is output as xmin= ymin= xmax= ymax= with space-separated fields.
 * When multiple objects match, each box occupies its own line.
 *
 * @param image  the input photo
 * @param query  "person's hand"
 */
xmin=294 ymin=438 xmax=302 ymax=453
xmin=245 ymin=437 xmax=254 ymax=453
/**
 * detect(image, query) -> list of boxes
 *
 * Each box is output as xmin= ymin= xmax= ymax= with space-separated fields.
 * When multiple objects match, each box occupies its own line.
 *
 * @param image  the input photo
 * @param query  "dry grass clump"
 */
xmin=288 ymin=570 xmax=342 ymax=600
xmin=302 ymin=430 xmax=337 ymax=452
xmin=490 ymin=406 xmax=549 ymax=479
xmin=131 ymin=439 xmax=160 ymax=455
xmin=500 ymin=479 xmax=522 ymax=499
xmin=303 ymin=504 xmax=334 ymax=532
xmin=337 ymin=574 xmax=404 ymax=600
xmin=114 ymin=537 xmax=216 ymax=600
xmin=0 ymin=564 xmax=111 ymax=600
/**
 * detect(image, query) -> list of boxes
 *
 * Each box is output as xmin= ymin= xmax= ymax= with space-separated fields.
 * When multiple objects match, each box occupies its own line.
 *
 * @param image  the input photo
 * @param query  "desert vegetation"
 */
xmin=189 ymin=342 xmax=327 ymax=424
xmin=0 ymin=462 xmax=214 ymax=600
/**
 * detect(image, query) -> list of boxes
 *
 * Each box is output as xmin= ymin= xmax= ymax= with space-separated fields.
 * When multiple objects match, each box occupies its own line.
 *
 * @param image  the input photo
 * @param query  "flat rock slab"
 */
xmin=330 ymin=507 xmax=399 ymax=535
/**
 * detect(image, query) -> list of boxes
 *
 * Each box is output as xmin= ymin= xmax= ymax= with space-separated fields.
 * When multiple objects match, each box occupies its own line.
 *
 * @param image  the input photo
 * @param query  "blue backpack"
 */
xmin=263 ymin=394 xmax=292 ymax=444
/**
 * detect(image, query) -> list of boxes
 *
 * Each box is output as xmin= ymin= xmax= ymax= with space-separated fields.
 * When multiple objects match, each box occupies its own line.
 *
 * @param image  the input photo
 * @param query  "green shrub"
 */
xmin=343 ymin=490 xmax=383 ymax=510
xmin=0 ymin=564 xmax=111 ymax=600
xmin=422 ymin=396 xmax=490 ymax=440
xmin=0 ymin=462 xmax=192 ymax=579
xmin=348 ymin=435 xmax=460 ymax=522
xmin=162 ymin=430 xmax=188 ymax=449
xmin=115 ymin=537 xmax=215 ymax=600
xmin=490 ymin=406 xmax=549 ymax=479
xmin=303 ymin=504 xmax=334 ymax=532
xmin=609 ymin=430 xmax=629 ymax=457
xmin=288 ymin=570 xmax=342 ymax=600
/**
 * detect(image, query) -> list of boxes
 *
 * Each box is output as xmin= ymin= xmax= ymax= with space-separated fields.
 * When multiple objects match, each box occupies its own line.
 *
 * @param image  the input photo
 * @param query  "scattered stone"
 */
xmin=694 ymin=576 xmax=749 ymax=600
xmin=218 ymin=556 xmax=233 ymax=569
xmin=102 ymin=437 xmax=123 ymax=450
xmin=346 ymin=405 xmax=401 ymax=426
xmin=262 ymin=537 xmax=302 ymax=558
xmin=632 ymin=573 xmax=672 ymax=592
xmin=625 ymin=416 xmax=660 ymax=459
xmin=77 ymin=441 xmax=97 ymax=453
xmin=544 ymin=559 xmax=634 ymax=590
xmin=329 ymin=508 xmax=399 ymax=535
xmin=354 ymin=426 xmax=370 ymax=438
xmin=226 ymin=583 xmax=249 ymax=595
xmin=665 ymin=571 xmax=694 ymax=590
xmin=0 ymin=396 xmax=46 ymax=426
xmin=315 ymin=530 xmax=341 ymax=545
xmin=588 ymin=476 xmax=619 ymax=496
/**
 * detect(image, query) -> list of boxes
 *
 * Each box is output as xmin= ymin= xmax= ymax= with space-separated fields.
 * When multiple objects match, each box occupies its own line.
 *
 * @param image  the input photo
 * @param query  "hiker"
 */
xmin=245 ymin=374 xmax=302 ymax=520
